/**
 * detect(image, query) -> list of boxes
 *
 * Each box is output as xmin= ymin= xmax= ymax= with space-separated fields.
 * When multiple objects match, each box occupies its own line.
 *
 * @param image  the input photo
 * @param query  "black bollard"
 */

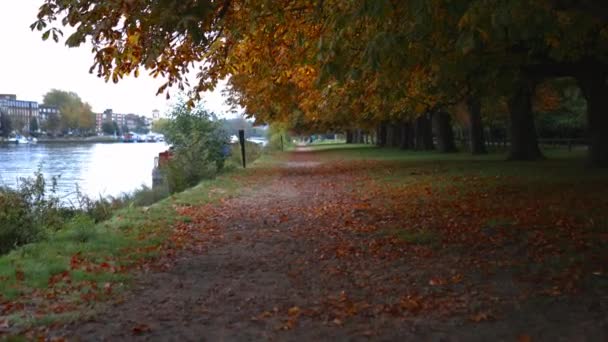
xmin=239 ymin=129 xmax=246 ymax=168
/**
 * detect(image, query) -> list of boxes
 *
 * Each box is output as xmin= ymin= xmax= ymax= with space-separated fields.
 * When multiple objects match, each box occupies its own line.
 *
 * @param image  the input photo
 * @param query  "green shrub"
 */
xmin=72 ymin=191 xmax=117 ymax=223
xmin=63 ymin=214 xmax=97 ymax=243
xmin=267 ymin=123 xmax=293 ymax=151
xmin=130 ymin=185 xmax=170 ymax=207
xmin=161 ymin=99 xmax=228 ymax=193
xmin=0 ymin=171 xmax=64 ymax=254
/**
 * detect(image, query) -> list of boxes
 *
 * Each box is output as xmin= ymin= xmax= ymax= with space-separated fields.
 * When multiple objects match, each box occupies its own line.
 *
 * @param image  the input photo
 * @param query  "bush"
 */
xmin=161 ymin=99 xmax=228 ymax=193
xmin=130 ymin=185 xmax=170 ymax=207
xmin=63 ymin=214 xmax=97 ymax=243
xmin=0 ymin=171 xmax=64 ymax=254
xmin=267 ymin=123 xmax=293 ymax=151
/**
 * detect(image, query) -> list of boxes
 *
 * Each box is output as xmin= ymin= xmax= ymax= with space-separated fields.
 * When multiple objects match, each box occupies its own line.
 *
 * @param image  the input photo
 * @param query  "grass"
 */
xmin=310 ymin=143 xmax=608 ymax=296
xmin=308 ymin=144 xmax=607 ymax=186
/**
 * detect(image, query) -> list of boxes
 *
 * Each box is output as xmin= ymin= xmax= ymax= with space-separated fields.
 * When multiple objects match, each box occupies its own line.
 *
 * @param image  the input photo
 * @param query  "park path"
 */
xmin=57 ymin=148 xmax=606 ymax=341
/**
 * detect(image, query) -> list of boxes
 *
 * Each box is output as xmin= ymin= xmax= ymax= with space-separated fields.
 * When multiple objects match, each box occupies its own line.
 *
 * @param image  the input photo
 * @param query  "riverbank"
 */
xmin=0 ymin=136 xmax=127 ymax=144
xmin=0 ymin=136 xmax=124 ymax=144
xmin=0 ymin=148 xmax=273 ymax=336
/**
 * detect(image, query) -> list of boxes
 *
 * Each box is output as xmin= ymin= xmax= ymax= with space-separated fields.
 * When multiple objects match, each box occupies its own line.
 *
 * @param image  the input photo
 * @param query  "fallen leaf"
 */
xmin=469 ymin=312 xmax=492 ymax=322
xmin=0 ymin=319 xmax=9 ymax=332
xmin=517 ymin=334 xmax=532 ymax=342
xmin=288 ymin=306 xmax=301 ymax=316
xmin=132 ymin=323 xmax=151 ymax=335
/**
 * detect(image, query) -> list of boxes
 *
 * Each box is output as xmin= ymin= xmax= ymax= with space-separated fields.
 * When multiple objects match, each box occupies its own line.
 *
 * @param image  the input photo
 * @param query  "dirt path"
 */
xmin=57 ymin=149 xmax=607 ymax=341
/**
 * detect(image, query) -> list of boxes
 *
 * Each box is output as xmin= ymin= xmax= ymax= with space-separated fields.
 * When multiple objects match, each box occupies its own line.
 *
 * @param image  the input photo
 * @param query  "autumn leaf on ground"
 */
xmin=0 ymin=319 xmax=10 ymax=332
xmin=518 ymin=334 xmax=532 ymax=342
xmin=132 ymin=323 xmax=151 ymax=335
xmin=469 ymin=312 xmax=493 ymax=322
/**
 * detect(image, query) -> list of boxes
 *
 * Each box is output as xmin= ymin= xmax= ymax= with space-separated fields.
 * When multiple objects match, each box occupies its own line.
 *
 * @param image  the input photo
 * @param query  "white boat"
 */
xmin=8 ymin=135 xmax=29 ymax=144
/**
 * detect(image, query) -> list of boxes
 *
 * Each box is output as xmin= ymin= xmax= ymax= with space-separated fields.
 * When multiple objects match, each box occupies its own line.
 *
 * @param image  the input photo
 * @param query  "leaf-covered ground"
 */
xmin=4 ymin=145 xmax=608 ymax=340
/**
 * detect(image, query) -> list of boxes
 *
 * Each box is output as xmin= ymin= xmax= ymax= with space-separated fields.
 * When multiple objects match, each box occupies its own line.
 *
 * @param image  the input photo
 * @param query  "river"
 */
xmin=0 ymin=142 xmax=169 ymax=203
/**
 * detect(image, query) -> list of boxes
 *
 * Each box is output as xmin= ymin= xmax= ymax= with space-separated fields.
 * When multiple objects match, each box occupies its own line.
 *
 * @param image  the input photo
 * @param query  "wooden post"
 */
xmin=239 ymin=129 xmax=246 ymax=168
xmin=280 ymin=135 xmax=284 ymax=151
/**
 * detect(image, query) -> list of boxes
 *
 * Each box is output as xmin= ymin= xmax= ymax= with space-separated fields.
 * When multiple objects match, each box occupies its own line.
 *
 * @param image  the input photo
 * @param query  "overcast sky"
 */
xmin=0 ymin=1 xmax=236 ymax=118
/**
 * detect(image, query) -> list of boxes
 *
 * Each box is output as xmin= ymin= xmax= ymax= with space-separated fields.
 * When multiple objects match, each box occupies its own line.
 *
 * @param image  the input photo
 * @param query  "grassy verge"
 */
xmin=0 ymin=152 xmax=276 ymax=332
xmin=310 ymin=143 xmax=608 ymax=296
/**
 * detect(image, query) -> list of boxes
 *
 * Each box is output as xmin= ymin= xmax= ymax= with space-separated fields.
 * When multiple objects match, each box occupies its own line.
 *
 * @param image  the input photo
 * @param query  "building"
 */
xmin=95 ymin=113 xmax=104 ymax=132
xmin=96 ymin=109 xmax=127 ymax=132
xmin=0 ymin=94 xmax=39 ymax=133
xmin=38 ymin=105 xmax=59 ymax=123
xmin=152 ymin=109 xmax=161 ymax=121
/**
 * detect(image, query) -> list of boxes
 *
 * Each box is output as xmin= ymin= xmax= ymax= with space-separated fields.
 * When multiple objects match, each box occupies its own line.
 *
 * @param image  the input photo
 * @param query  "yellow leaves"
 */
xmin=545 ymin=35 xmax=560 ymax=49
xmin=414 ymin=103 xmax=427 ymax=114
xmin=534 ymin=81 xmax=561 ymax=112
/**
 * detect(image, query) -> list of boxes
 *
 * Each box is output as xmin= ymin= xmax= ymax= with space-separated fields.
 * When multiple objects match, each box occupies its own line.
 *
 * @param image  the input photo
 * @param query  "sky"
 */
xmin=0 ymin=1 xmax=237 ymax=118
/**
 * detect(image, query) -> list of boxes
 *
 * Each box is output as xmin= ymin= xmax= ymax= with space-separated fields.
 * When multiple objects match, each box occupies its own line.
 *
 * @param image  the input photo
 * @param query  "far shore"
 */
xmin=0 ymin=136 xmax=122 ymax=144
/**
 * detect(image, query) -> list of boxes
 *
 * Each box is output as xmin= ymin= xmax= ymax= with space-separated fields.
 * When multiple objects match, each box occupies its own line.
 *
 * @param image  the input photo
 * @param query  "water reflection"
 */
xmin=0 ymin=142 xmax=168 ymax=201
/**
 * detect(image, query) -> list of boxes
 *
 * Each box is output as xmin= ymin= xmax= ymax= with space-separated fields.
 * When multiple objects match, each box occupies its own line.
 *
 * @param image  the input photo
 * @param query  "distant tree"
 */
xmin=0 ymin=110 xmax=12 ymax=137
xmin=13 ymin=118 xmax=25 ymax=134
xmin=29 ymin=117 xmax=39 ymax=134
xmin=151 ymin=118 xmax=170 ymax=135
xmin=101 ymin=121 xmax=115 ymax=135
xmin=42 ymin=111 xmax=61 ymax=135
xmin=113 ymin=121 xmax=120 ymax=134
xmin=134 ymin=116 xmax=149 ymax=134
xmin=43 ymin=89 xmax=95 ymax=133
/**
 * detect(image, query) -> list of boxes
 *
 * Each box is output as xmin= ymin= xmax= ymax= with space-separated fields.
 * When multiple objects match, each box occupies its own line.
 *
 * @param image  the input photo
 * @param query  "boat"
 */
xmin=8 ymin=135 xmax=29 ymax=144
xmin=122 ymin=133 xmax=135 ymax=142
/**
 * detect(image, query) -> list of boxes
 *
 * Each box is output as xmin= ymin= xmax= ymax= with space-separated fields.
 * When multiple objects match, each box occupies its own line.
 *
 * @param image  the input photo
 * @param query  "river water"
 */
xmin=0 ymin=142 xmax=169 ymax=203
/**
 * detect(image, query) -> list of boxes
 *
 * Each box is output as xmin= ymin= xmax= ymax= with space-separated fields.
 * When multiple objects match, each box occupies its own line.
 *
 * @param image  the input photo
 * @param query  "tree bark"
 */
xmin=578 ymin=71 xmax=608 ymax=167
xmin=507 ymin=80 xmax=544 ymax=160
xmin=414 ymin=115 xmax=434 ymax=150
xmin=389 ymin=123 xmax=401 ymax=147
xmin=386 ymin=124 xmax=395 ymax=147
xmin=433 ymin=111 xmax=457 ymax=153
xmin=345 ymin=129 xmax=353 ymax=144
xmin=467 ymin=96 xmax=487 ymax=154
xmin=399 ymin=121 xmax=413 ymax=149
xmin=377 ymin=122 xmax=388 ymax=147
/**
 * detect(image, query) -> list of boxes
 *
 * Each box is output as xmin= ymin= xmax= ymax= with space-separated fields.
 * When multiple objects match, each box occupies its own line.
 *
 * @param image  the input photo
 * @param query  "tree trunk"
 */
xmin=377 ymin=122 xmax=388 ymax=147
xmin=578 ymin=71 xmax=608 ymax=167
xmin=390 ymin=123 xmax=401 ymax=147
xmin=345 ymin=130 xmax=353 ymax=144
xmin=433 ymin=111 xmax=457 ymax=153
xmin=414 ymin=115 xmax=434 ymax=150
xmin=467 ymin=96 xmax=487 ymax=154
xmin=399 ymin=121 xmax=412 ymax=149
xmin=507 ymin=80 xmax=544 ymax=160
xmin=386 ymin=124 xmax=395 ymax=147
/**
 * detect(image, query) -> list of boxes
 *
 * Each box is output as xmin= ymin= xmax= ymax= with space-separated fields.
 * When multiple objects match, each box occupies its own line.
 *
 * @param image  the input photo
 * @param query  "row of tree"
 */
xmin=33 ymin=0 xmax=608 ymax=166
